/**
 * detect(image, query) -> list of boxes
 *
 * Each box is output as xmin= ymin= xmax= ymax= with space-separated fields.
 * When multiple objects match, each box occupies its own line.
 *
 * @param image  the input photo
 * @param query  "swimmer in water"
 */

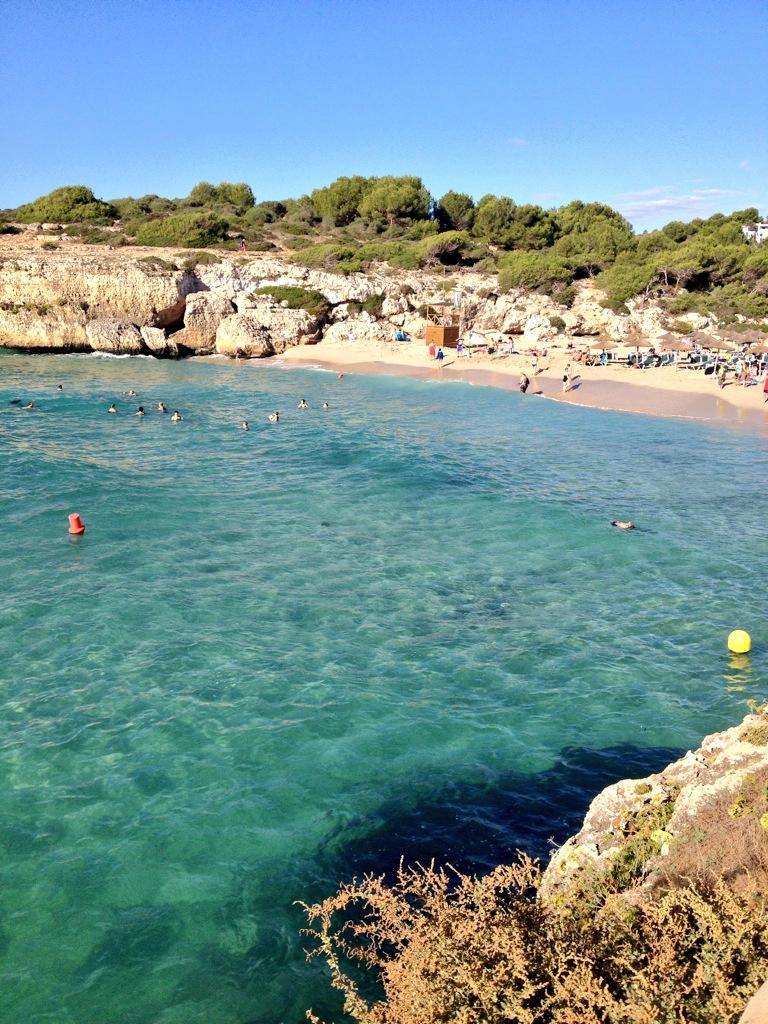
xmin=108 ymin=403 xmax=117 ymax=414
xmin=136 ymin=406 xmax=145 ymax=416
xmin=241 ymin=420 xmax=249 ymax=431
xmin=611 ymin=520 xmax=635 ymax=530
xmin=127 ymin=389 xmax=137 ymax=397
xmin=56 ymin=384 xmax=63 ymax=391
xmin=298 ymin=399 xmax=308 ymax=410
xmin=170 ymin=410 xmax=182 ymax=422
xmin=322 ymin=402 xmax=329 ymax=409
xmin=24 ymin=401 xmax=35 ymax=410
xmin=268 ymin=412 xmax=280 ymax=423
xmin=337 ymin=372 xmax=344 ymax=380
xmin=157 ymin=402 xmax=167 ymax=414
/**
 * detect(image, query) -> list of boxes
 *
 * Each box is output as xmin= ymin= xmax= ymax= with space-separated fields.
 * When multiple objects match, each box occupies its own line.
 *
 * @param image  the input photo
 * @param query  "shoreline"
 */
xmin=275 ymin=342 xmax=768 ymax=432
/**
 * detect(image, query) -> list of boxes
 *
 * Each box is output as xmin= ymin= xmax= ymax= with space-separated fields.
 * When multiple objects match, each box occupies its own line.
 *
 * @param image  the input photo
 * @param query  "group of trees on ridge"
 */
xmin=2 ymin=178 xmax=767 ymax=322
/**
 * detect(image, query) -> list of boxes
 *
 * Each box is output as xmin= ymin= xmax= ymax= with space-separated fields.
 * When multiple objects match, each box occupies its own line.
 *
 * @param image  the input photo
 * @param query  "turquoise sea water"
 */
xmin=0 ymin=351 xmax=766 ymax=1023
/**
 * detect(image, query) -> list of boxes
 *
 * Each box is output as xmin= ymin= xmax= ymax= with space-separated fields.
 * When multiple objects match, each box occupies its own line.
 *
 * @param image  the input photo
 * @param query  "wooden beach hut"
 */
xmin=423 ymin=300 xmax=461 ymax=349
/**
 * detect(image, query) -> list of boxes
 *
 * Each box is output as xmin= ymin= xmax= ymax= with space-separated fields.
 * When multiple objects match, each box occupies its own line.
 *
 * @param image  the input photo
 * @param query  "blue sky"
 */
xmin=1 ymin=0 xmax=766 ymax=228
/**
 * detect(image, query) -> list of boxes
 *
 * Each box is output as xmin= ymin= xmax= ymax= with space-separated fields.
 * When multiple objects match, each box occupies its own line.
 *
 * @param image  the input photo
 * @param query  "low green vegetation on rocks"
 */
xmin=5 ymin=179 xmax=768 ymax=325
xmin=251 ymin=286 xmax=331 ymax=318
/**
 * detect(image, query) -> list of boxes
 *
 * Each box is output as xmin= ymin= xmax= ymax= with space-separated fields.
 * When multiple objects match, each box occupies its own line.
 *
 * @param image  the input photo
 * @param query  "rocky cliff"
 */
xmin=0 ymin=238 xmax=712 ymax=358
xmin=541 ymin=710 xmax=768 ymax=899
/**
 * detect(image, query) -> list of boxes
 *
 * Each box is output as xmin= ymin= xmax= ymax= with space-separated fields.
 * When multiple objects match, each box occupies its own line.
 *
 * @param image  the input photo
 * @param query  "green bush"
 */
xmin=347 ymin=293 xmax=385 ymax=316
xmin=134 ymin=211 xmax=229 ymax=248
xmin=186 ymin=181 xmax=254 ymax=210
xmin=417 ymin=230 xmax=471 ymax=265
xmin=497 ymin=250 xmax=574 ymax=296
xmin=279 ymin=222 xmax=312 ymax=235
xmin=178 ymin=251 xmax=221 ymax=271
xmin=63 ymin=223 xmax=114 ymax=244
xmin=14 ymin=186 xmax=117 ymax=224
xmin=251 ymin=286 xmax=331 ymax=318
xmin=0 ymin=223 xmax=21 ymax=235
xmin=137 ymin=255 xmax=177 ymax=272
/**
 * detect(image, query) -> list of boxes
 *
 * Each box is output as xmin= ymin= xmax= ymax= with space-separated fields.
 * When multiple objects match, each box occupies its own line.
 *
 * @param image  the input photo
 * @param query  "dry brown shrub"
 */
xmin=301 ymin=856 xmax=768 ymax=1024
xmin=657 ymin=768 xmax=768 ymax=895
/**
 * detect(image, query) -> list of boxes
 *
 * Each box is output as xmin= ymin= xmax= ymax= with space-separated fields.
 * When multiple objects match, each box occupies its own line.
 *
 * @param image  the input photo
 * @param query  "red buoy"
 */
xmin=68 ymin=512 xmax=86 ymax=535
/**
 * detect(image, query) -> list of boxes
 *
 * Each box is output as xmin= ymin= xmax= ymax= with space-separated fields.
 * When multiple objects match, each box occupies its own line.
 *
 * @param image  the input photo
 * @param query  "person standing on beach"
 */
xmin=428 ymin=342 xmax=436 ymax=360
xmin=436 ymin=347 xmax=444 ymax=367
xmin=519 ymin=374 xmax=530 ymax=394
xmin=763 ymin=375 xmax=768 ymax=403
xmin=531 ymin=353 xmax=539 ymax=375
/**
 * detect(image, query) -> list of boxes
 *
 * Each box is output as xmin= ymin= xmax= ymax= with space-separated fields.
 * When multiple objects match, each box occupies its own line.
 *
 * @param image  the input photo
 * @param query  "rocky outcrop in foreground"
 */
xmin=542 ymin=711 xmax=768 ymax=898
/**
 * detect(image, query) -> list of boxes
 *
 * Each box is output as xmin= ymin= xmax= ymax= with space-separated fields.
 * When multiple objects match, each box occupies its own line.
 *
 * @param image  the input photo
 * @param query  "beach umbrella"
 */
xmin=740 ymin=329 xmax=768 ymax=345
xmin=659 ymin=337 xmax=691 ymax=352
xmin=588 ymin=336 xmax=616 ymax=350
xmin=687 ymin=330 xmax=718 ymax=346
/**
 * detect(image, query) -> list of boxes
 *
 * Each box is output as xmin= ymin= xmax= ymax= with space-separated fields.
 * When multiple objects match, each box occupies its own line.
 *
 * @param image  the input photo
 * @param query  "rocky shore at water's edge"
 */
xmin=0 ymin=239 xmax=713 ymax=359
xmin=541 ymin=709 xmax=768 ymax=1022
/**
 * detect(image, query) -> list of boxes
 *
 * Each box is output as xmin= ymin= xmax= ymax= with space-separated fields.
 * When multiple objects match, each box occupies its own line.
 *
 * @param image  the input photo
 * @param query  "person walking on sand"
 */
xmin=531 ymin=353 xmax=539 ymax=376
xmin=519 ymin=373 xmax=530 ymax=394
xmin=562 ymin=369 xmax=574 ymax=393
xmin=763 ymin=375 xmax=768 ymax=404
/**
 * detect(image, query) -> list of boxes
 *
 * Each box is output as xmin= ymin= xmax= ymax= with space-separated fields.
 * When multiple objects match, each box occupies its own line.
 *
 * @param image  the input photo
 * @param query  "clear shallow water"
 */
xmin=0 ymin=351 xmax=766 ymax=1023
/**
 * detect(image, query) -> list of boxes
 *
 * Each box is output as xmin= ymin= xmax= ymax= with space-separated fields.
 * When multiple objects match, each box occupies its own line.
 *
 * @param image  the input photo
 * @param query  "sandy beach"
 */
xmin=278 ymin=337 xmax=768 ymax=432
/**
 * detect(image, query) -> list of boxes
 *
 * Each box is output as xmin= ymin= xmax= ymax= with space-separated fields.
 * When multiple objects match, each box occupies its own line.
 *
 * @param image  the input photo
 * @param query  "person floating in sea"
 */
xmin=337 ymin=372 xmax=344 ymax=380
xmin=268 ymin=411 xmax=280 ymax=423
xmin=24 ymin=401 xmax=35 ymax=410
xmin=157 ymin=401 xmax=167 ymax=413
xmin=127 ymin=389 xmax=137 ymax=397
xmin=611 ymin=520 xmax=635 ymax=530
xmin=322 ymin=402 xmax=329 ymax=409
xmin=108 ymin=403 xmax=117 ymax=414
xmin=56 ymin=384 xmax=63 ymax=391
xmin=170 ymin=410 xmax=182 ymax=422
xmin=519 ymin=373 xmax=530 ymax=394
xmin=298 ymin=399 xmax=309 ymax=410
xmin=136 ymin=406 xmax=145 ymax=416
xmin=241 ymin=420 xmax=249 ymax=431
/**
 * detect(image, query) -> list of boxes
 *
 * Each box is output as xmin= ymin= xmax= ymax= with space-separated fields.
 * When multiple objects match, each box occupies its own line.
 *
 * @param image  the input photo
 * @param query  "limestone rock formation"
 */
xmin=541 ymin=712 xmax=768 ymax=899
xmin=140 ymin=325 xmax=177 ymax=358
xmin=85 ymin=319 xmax=144 ymax=354
xmin=215 ymin=314 xmax=275 ymax=357
xmin=173 ymin=290 xmax=234 ymax=354
xmin=230 ymin=294 xmax=319 ymax=350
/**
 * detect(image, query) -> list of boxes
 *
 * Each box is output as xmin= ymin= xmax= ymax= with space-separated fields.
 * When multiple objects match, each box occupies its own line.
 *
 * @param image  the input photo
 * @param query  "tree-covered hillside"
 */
xmin=3 ymin=178 xmax=766 ymax=322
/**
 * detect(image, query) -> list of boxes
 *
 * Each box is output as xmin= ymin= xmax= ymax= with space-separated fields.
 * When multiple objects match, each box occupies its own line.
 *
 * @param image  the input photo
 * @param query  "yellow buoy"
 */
xmin=728 ymin=629 xmax=752 ymax=654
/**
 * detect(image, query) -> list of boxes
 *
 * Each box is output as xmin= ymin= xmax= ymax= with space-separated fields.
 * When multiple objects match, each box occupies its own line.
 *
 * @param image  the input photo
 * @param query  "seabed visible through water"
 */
xmin=0 ymin=351 xmax=765 ymax=1023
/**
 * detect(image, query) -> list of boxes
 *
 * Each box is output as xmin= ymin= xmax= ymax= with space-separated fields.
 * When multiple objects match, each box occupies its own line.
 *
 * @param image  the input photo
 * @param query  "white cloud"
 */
xmin=614 ymin=184 xmax=746 ymax=224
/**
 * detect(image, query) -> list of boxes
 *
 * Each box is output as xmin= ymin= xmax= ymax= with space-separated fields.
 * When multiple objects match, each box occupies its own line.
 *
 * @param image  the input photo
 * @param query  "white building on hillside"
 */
xmin=742 ymin=222 xmax=768 ymax=243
